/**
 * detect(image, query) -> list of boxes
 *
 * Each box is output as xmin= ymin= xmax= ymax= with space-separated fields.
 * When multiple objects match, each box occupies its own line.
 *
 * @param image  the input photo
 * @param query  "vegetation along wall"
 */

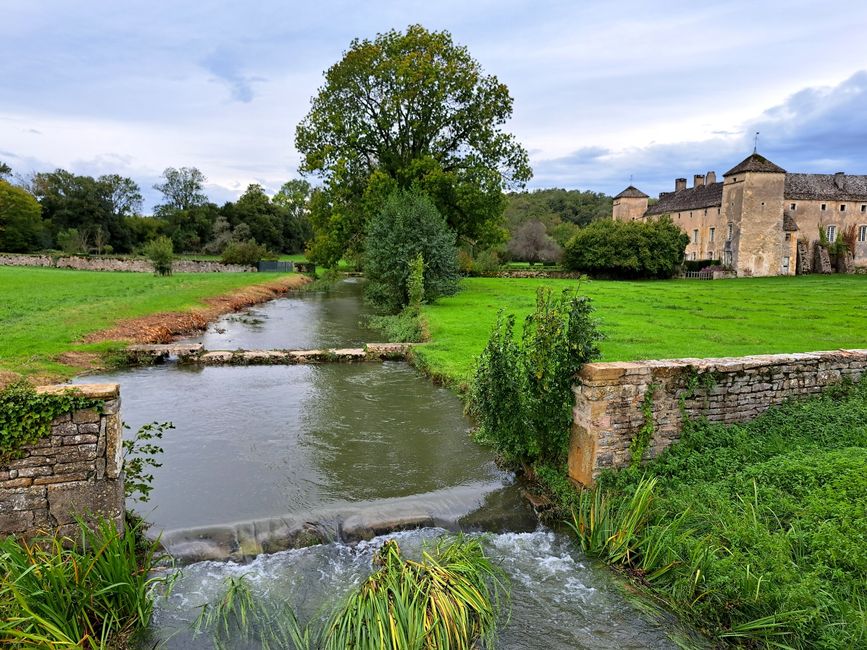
xmin=569 ymin=349 xmax=867 ymax=485
xmin=0 ymin=384 xmax=124 ymax=539
xmin=0 ymin=253 xmax=254 ymax=273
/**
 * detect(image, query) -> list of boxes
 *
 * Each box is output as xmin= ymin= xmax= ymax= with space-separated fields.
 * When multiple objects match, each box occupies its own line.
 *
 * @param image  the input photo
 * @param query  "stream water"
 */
xmin=77 ymin=280 xmax=688 ymax=648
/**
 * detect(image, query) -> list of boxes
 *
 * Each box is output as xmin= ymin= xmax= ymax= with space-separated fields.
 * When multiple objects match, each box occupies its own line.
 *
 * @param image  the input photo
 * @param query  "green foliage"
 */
xmin=220 ymin=238 xmax=269 ymax=265
xmin=563 ymin=216 xmax=689 ymax=279
xmin=56 ymin=227 xmax=88 ymax=254
xmin=295 ymin=24 xmax=532 ymax=266
xmin=0 ymin=516 xmax=172 ymax=648
xmin=505 ymin=188 xmax=612 ymax=229
xmin=142 ymin=235 xmax=174 ymax=275
xmin=0 ymin=381 xmax=99 ymax=462
xmin=364 ymin=190 xmax=460 ymax=313
xmin=471 ymin=287 xmax=603 ymax=466
xmin=407 ymin=252 xmax=425 ymax=308
xmin=122 ymin=421 xmax=173 ymax=504
xmin=194 ymin=575 xmax=311 ymax=650
xmin=0 ymin=179 xmax=43 ymax=252
xmin=506 ymin=220 xmax=562 ymax=264
xmin=367 ymin=308 xmax=427 ymax=343
xmin=322 ymin=536 xmax=508 ymax=650
xmin=581 ymin=378 xmax=867 ymax=648
xmin=153 ymin=166 xmax=208 ymax=215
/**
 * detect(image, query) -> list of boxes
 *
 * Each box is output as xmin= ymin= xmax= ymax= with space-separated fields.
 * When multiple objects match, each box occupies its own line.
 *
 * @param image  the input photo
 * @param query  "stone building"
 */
xmin=612 ymin=153 xmax=867 ymax=276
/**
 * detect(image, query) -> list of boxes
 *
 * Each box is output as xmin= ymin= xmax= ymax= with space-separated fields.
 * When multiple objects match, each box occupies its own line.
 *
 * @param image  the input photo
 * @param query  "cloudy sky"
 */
xmin=2 ymin=0 xmax=866 ymax=211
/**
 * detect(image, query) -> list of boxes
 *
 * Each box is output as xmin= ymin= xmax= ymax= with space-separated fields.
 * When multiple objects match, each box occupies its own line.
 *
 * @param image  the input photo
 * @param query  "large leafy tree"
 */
xmin=153 ymin=167 xmax=208 ymax=216
xmin=295 ymin=24 xmax=532 ymax=266
xmin=0 ymin=179 xmax=43 ymax=252
xmin=30 ymin=170 xmax=140 ymax=252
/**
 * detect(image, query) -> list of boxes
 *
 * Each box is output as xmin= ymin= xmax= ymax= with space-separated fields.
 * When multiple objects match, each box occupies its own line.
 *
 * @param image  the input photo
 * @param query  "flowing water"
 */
xmin=77 ymin=280 xmax=690 ymax=647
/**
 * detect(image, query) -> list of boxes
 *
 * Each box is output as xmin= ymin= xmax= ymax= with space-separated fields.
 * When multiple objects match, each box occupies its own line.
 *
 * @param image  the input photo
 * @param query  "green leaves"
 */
xmin=470 ymin=287 xmax=603 ymax=466
xmin=0 ymin=381 xmax=100 ymax=462
xmin=295 ymin=25 xmax=531 ymax=265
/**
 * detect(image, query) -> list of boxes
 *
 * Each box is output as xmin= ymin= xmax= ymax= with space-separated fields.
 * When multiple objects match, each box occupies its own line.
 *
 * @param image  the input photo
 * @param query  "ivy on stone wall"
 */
xmin=629 ymin=383 xmax=658 ymax=468
xmin=0 ymin=381 xmax=100 ymax=462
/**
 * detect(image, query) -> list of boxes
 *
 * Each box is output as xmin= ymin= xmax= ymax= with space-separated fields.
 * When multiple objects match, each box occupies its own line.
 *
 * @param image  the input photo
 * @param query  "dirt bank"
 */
xmin=82 ymin=275 xmax=312 ymax=346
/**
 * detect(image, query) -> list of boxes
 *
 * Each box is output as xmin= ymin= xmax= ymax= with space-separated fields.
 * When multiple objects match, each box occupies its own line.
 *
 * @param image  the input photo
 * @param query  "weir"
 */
xmin=125 ymin=342 xmax=414 ymax=365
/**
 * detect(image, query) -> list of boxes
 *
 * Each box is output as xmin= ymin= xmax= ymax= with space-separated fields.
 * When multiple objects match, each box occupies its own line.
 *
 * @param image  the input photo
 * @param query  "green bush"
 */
xmin=563 ymin=216 xmax=688 ymax=279
xmin=0 ymin=179 xmax=43 ymax=253
xmin=471 ymin=287 xmax=603 ymax=466
xmin=364 ymin=190 xmax=460 ymax=313
xmin=142 ymin=235 xmax=174 ymax=276
xmin=221 ymin=238 xmax=269 ymax=265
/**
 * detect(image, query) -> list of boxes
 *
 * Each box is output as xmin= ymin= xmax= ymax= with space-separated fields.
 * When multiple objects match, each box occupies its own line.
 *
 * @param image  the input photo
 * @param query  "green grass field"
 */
xmin=417 ymin=275 xmax=867 ymax=386
xmin=0 ymin=267 xmax=292 ymax=381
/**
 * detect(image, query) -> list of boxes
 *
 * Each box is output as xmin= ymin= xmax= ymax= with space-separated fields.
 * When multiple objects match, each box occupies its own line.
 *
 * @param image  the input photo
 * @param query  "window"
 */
xmin=727 ymin=223 xmax=733 ymax=240
xmin=861 ymin=204 xmax=866 ymax=213
xmin=692 ymin=229 xmax=699 ymax=244
xmin=785 ymin=233 xmax=792 ymax=241
xmin=709 ymin=227 xmax=715 ymax=243
xmin=821 ymin=203 xmax=827 ymax=211
xmin=790 ymin=203 xmax=796 ymax=210
xmin=827 ymin=225 xmax=837 ymax=242
xmin=840 ymin=204 xmax=847 ymax=212
xmin=859 ymin=225 xmax=867 ymax=243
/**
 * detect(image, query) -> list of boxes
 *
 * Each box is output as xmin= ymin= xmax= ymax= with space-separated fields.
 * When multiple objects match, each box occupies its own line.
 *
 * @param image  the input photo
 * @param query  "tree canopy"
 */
xmin=296 ymin=24 xmax=532 ymax=266
xmin=153 ymin=167 xmax=208 ymax=216
xmin=0 ymin=180 xmax=43 ymax=252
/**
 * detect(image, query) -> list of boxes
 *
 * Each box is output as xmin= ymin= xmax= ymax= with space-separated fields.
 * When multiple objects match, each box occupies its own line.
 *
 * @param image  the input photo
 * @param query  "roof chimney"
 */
xmin=694 ymin=174 xmax=705 ymax=188
xmin=834 ymin=171 xmax=845 ymax=190
xmin=675 ymin=177 xmax=686 ymax=192
xmin=706 ymin=171 xmax=716 ymax=184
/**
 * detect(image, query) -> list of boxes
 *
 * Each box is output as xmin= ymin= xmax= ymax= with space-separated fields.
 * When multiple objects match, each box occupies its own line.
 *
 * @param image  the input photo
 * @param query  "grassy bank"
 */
xmin=417 ymin=275 xmax=867 ymax=387
xmin=0 ymin=266 xmax=303 ymax=382
xmin=541 ymin=378 xmax=867 ymax=648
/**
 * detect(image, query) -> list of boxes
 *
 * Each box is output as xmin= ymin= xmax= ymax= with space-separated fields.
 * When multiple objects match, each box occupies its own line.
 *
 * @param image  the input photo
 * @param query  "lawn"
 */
xmin=0 ymin=267 xmax=295 ymax=381
xmin=417 ymin=275 xmax=867 ymax=386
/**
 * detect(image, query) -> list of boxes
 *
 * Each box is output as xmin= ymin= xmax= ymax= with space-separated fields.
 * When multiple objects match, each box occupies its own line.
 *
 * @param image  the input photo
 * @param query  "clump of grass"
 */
xmin=0 ymin=516 xmax=172 ymax=649
xmin=323 ymin=536 xmax=507 ymax=649
xmin=194 ymin=534 xmax=509 ymax=649
xmin=194 ymin=575 xmax=311 ymax=650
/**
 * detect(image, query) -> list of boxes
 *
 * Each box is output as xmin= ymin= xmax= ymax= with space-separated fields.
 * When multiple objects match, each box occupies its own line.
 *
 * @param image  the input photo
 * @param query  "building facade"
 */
xmin=613 ymin=153 xmax=867 ymax=276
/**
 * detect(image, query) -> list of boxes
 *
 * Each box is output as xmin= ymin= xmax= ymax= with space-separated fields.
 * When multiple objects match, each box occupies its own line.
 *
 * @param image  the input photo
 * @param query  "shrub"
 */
xmin=506 ymin=220 xmax=562 ymax=265
xmin=57 ymin=227 xmax=89 ymax=254
xmin=683 ymin=259 xmax=720 ymax=272
xmin=364 ymin=189 xmax=460 ymax=313
xmin=471 ymin=287 xmax=603 ymax=466
xmin=473 ymin=249 xmax=502 ymax=274
xmin=142 ymin=235 xmax=174 ymax=276
xmin=563 ymin=216 xmax=688 ymax=279
xmin=221 ymin=238 xmax=268 ymax=265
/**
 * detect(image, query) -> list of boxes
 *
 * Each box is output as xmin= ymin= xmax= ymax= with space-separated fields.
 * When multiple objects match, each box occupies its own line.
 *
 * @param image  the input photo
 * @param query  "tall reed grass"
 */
xmin=0 ymin=516 xmax=171 ymax=649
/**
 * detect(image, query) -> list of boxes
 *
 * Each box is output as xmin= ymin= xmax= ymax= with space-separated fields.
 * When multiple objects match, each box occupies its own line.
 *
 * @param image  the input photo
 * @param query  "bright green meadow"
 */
xmin=0 ymin=266 xmax=292 ymax=381
xmin=417 ymin=275 xmax=867 ymax=386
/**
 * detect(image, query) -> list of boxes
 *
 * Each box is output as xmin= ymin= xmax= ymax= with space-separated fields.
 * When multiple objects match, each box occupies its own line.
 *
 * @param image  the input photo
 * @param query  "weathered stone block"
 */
xmin=72 ymin=409 xmax=100 ymax=424
xmin=47 ymin=479 xmax=123 ymax=526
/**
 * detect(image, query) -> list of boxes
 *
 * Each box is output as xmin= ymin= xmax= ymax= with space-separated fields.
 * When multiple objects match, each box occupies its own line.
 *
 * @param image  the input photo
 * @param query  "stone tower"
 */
xmin=612 ymin=186 xmax=649 ymax=221
xmin=721 ymin=153 xmax=787 ymax=276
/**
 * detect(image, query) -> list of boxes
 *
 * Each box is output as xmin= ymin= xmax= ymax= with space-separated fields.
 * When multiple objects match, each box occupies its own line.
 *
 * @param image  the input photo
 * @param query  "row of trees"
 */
xmin=0 ymin=163 xmax=312 ymax=257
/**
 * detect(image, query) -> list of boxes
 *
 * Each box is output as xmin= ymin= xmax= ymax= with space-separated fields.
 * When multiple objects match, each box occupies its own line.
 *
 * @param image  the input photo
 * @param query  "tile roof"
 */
xmin=614 ymin=185 xmax=649 ymax=199
xmin=645 ymin=182 xmax=723 ymax=215
xmin=785 ymin=173 xmax=867 ymax=201
xmin=723 ymin=153 xmax=786 ymax=177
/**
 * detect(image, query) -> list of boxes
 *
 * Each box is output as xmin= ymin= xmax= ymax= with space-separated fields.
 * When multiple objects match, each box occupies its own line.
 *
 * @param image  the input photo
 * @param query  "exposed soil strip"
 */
xmin=81 ymin=275 xmax=312 ymax=346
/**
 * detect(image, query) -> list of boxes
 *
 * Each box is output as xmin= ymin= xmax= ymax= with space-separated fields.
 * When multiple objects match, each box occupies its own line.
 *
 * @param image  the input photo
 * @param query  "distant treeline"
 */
xmin=0 ymin=164 xmax=312 ymax=256
xmin=1 ymin=160 xmax=614 ymax=263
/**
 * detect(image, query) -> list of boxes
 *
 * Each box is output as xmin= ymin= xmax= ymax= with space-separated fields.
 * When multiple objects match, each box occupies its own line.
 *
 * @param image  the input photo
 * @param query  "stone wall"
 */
xmin=0 ymin=384 xmax=124 ymax=539
xmin=568 ymin=349 xmax=867 ymax=486
xmin=0 ymin=253 xmax=255 ymax=273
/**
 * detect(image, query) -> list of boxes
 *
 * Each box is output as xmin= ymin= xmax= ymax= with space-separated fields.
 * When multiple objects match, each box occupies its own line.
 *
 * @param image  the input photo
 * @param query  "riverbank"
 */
xmin=541 ymin=377 xmax=867 ymax=648
xmin=0 ymin=267 xmax=310 ymax=384
xmin=415 ymin=274 xmax=867 ymax=389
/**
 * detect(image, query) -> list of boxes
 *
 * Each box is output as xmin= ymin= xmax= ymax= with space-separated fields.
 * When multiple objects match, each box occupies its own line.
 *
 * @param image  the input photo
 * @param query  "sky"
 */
xmin=2 ymin=0 xmax=867 ymax=211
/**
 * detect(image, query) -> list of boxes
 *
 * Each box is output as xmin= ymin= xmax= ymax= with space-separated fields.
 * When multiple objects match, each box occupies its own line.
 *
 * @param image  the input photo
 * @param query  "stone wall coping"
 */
xmin=35 ymin=384 xmax=119 ymax=400
xmin=579 ymin=349 xmax=867 ymax=380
